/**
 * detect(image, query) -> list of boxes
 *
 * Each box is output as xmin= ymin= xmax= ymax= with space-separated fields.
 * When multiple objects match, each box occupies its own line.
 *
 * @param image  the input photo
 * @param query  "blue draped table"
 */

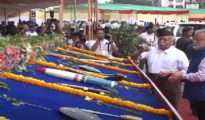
xmin=0 ymin=53 xmax=169 ymax=120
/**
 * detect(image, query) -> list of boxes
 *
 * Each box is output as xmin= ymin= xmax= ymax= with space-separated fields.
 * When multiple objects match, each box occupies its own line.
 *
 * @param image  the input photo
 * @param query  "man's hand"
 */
xmin=159 ymin=71 xmax=172 ymax=78
xmin=168 ymin=71 xmax=185 ymax=82
xmin=91 ymin=39 xmax=101 ymax=51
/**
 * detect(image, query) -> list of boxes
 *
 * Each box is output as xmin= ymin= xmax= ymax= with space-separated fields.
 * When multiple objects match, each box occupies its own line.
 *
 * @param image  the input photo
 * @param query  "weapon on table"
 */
xmin=56 ymin=47 xmax=133 ymax=67
xmin=59 ymin=107 xmax=101 ymax=120
xmin=59 ymin=107 xmax=143 ymax=120
xmin=64 ymin=45 xmax=126 ymax=62
xmin=58 ymin=83 xmax=118 ymax=97
xmin=30 ymin=60 xmax=151 ymax=89
xmin=2 ymin=72 xmax=172 ymax=117
xmin=37 ymin=67 xmax=118 ymax=88
xmin=55 ymin=58 xmax=126 ymax=80
xmin=48 ymin=53 xmax=139 ymax=74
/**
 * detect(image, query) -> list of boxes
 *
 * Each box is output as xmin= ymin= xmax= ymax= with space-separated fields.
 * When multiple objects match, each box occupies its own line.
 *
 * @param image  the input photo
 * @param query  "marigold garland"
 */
xmin=2 ymin=72 xmax=172 ymax=117
xmin=50 ymin=53 xmax=139 ymax=75
xmin=30 ymin=60 xmax=151 ymax=89
xmin=56 ymin=47 xmax=133 ymax=67
xmin=64 ymin=45 xmax=126 ymax=62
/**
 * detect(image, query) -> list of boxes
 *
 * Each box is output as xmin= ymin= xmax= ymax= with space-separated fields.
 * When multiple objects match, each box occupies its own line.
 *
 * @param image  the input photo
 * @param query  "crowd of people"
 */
xmin=0 ymin=19 xmax=61 ymax=37
xmin=0 ymin=19 xmax=205 ymax=120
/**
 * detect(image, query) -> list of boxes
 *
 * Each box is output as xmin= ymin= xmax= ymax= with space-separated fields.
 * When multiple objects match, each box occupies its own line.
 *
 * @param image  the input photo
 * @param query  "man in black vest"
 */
xmin=169 ymin=29 xmax=205 ymax=120
xmin=176 ymin=27 xmax=194 ymax=60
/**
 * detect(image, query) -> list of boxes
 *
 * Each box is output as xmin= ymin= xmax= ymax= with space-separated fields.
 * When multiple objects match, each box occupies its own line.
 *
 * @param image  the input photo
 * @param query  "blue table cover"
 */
xmin=0 ymin=52 xmax=169 ymax=120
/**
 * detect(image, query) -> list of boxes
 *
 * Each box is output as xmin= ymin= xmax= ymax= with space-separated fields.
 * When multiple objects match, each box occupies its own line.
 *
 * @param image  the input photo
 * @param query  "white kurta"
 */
xmin=86 ymin=39 xmax=115 ymax=55
xmin=143 ymin=46 xmax=189 ymax=74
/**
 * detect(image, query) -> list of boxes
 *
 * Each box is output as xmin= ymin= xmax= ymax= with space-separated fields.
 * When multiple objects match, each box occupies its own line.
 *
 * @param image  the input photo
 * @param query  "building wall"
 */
xmin=160 ymin=0 xmax=186 ymax=8
xmin=2 ymin=9 xmax=188 ymax=25
xmin=137 ymin=13 xmax=188 ymax=23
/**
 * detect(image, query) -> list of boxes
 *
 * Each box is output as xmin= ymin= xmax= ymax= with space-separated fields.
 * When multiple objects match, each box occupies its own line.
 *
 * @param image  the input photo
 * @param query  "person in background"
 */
xmin=136 ymin=26 xmax=145 ymax=35
xmin=139 ymin=23 xmax=157 ymax=48
xmin=36 ymin=23 xmax=47 ymax=36
xmin=75 ymin=35 xmax=88 ymax=49
xmin=168 ymin=29 xmax=205 ymax=120
xmin=176 ymin=27 xmax=194 ymax=60
xmin=25 ymin=25 xmax=38 ymax=37
xmin=79 ymin=28 xmax=85 ymax=36
xmin=140 ymin=28 xmax=189 ymax=108
xmin=64 ymin=32 xmax=72 ymax=45
xmin=64 ymin=32 xmax=81 ymax=46
xmin=86 ymin=29 xmax=118 ymax=56
xmin=6 ymin=21 xmax=17 ymax=36
xmin=0 ymin=21 xmax=7 ymax=36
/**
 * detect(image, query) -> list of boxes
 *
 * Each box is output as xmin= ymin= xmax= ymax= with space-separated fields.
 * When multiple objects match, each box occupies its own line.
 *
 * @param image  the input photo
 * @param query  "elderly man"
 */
xmin=140 ymin=28 xmax=189 ymax=108
xmin=169 ymin=29 xmax=205 ymax=120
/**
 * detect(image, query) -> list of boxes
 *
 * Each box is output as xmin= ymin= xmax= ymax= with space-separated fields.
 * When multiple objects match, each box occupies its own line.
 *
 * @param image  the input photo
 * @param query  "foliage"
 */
xmin=0 ymin=34 xmax=64 ymax=49
xmin=111 ymin=26 xmax=142 ymax=57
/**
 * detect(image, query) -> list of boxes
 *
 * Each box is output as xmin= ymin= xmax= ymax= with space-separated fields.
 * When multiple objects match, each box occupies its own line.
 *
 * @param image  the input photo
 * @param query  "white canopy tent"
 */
xmin=0 ymin=0 xmax=87 ymax=24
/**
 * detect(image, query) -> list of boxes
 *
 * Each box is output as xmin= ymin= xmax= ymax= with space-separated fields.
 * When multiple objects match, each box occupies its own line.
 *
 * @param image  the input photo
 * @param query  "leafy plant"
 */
xmin=0 ymin=34 xmax=64 ymax=49
xmin=111 ymin=26 xmax=142 ymax=57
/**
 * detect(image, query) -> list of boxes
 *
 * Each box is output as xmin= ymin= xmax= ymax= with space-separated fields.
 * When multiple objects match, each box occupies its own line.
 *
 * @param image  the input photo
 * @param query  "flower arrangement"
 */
xmin=0 ymin=46 xmax=21 ymax=72
xmin=50 ymin=53 xmax=139 ymax=75
xmin=30 ymin=60 xmax=151 ymax=89
xmin=56 ymin=47 xmax=133 ymax=67
xmin=0 ymin=34 xmax=64 ymax=72
xmin=2 ymin=72 xmax=171 ymax=117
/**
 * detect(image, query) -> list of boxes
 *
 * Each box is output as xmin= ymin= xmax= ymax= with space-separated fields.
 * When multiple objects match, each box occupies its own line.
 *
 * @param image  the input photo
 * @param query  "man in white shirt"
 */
xmin=25 ymin=27 xmax=38 ymax=37
xmin=141 ymin=29 xmax=189 ymax=108
xmin=139 ymin=23 xmax=157 ymax=48
xmin=86 ymin=29 xmax=118 ymax=56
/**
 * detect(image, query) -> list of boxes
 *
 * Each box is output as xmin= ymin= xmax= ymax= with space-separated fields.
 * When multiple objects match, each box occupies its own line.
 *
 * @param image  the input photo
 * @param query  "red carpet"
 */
xmin=178 ymin=98 xmax=198 ymax=120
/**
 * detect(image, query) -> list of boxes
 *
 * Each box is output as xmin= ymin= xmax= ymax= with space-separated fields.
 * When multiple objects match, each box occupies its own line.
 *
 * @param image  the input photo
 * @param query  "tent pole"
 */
xmin=18 ymin=9 xmax=21 ymax=22
xmin=4 ymin=8 xmax=7 ymax=23
xmin=95 ymin=0 xmax=98 ymax=29
xmin=93 ymin=0 xmax=98 ymax=32
xmin=88 ymin=0 xmax=92 ymax=40
xmin=59 ymin=0 xmax=64 ymax=32
xmin=91 ymin=0 xmax=95 ymax=39
xmin=44 ymin=9 xmax=47 ymax=22
xmin=74 ymin=0 xmax=77 ymax=22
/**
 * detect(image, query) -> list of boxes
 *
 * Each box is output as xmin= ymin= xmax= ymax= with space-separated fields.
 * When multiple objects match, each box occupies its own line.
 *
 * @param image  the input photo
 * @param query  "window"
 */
xmin=169 ymin=5 xmax=174 ymax=7
xmin=176 ymin=5 xmax=183 ymax=8
xmin=176 ymin=0 xmax=183 ymax=2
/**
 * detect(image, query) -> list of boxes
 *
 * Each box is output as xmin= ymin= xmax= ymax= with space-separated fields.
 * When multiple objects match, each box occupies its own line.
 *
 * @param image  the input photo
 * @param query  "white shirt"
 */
xmin=85 ymin=39 xmax=114 ymax=55
xmin=139 ymin=32 xmax=157 ymax=47
xmin=25 ymin=31 xmax=38 ymax=37
xmin=65 ymin=38 xmax=74 ymax=45
xmin=142 ymin=46 xmax=189 ymax=74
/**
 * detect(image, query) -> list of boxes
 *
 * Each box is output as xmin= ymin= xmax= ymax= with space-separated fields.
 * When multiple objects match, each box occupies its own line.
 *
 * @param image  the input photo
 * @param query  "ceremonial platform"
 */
xmin=0 ymin=46 xmax=181 ymax=120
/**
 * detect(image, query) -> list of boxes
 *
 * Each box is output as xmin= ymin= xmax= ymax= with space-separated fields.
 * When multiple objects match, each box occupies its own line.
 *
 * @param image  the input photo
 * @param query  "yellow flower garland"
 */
xmin=56 ymin=47 xmax=133 ymax=67
xmin=50 ymin=53 xmax=139 ymax=75
xmin=64 ymin=45 xmax=126 ymax=62
xmin=2 ymin=72 xmax=172 ymax=118
xmin=30 ymin=60 xmax=151 ymax=89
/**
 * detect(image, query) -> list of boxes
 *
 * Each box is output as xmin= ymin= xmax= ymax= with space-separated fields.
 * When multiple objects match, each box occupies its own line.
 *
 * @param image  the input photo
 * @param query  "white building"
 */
xmin=98 ymin=0 xmax=113 ymax=3
xmin=185 ymin=0 xmax=205 ymax=8
xmin=159 ymin=0 xmax=186 ymax=8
